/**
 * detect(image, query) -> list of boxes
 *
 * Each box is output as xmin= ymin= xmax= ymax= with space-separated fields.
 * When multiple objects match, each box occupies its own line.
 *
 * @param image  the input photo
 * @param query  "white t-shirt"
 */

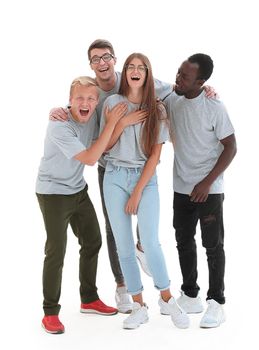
xmin=165 ymin=90 xmax=235 ymax=194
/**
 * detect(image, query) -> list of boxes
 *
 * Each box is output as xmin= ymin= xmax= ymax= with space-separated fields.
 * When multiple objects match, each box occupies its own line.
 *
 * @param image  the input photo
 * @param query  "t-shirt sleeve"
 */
xmin=164 ymin=92 xmax=182 ymax=144
xmin=91 ymin=111 xmax=99 ymax=141
xmin=154 ymin=78 xmax=173 ymax=101
xmin=48 ymin=122 xmax=86 ymax=159
xmin=157 ymin=104 xmax=170 ymax=144
xmin=213 ymin=103 xmax=235 ymax=140
xmin=99 ymin=99 xmax=109 ymax=136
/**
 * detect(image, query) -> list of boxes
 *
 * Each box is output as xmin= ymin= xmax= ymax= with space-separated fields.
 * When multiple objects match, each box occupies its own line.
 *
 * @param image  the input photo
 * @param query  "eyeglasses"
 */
xmin=90 ymin=53 xmax=114 ymax=64
xmin=126 ymin=64 xmax=148 ymax=73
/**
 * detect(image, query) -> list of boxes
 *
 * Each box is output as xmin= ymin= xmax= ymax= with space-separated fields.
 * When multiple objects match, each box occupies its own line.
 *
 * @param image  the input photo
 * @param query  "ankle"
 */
xmin=132 ymin=293 xmax=144 ymax=306
xmin=117 ymin=282 xmax=126 ymax=288
xmin=161 ymin=290 xmax=172 ymax=303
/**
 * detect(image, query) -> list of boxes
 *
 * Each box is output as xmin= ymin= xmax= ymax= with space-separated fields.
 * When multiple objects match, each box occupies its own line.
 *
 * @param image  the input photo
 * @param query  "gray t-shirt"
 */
xmin=97 ymin=72 xmax=172 ymax=167
xmin=165 ymin=90 xmax=235 ymax=194
xmin=100 ymin=94 xmax=170 ymax=169
xmin=36 ymin=111 xmax=98 ymax=195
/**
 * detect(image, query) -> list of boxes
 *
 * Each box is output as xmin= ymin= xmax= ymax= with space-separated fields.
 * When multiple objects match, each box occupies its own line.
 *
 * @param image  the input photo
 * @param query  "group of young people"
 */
xmin=36 ymin=39 xmax=237 ymax=334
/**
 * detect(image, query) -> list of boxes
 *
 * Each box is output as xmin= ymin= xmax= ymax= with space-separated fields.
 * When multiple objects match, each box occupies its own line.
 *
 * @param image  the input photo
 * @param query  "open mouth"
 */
xmin=131 ymin=76 xmax=140 ymax=81
xmin=99 ymin=67 xmax=109 ymax=72
xmin=80 ymin=108 xmax=89 ymax=117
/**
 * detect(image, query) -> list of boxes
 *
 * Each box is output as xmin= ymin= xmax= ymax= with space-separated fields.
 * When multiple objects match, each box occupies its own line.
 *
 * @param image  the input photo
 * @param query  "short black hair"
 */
xmin=188 ymin=53 xmax=214 ymax=81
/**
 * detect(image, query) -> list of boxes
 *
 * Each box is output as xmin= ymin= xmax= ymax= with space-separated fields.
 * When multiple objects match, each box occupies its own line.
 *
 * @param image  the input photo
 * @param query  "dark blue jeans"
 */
xmin=173 ymin=192 xmax=225 ymax=304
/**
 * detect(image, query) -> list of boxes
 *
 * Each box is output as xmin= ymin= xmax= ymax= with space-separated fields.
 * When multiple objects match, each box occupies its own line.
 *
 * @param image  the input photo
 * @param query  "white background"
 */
xmin=0 ymin=0 xmax=257 ymax=349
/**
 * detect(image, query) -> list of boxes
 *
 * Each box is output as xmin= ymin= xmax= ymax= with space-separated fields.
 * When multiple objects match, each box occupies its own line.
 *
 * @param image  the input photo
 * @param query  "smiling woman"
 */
xmin=99 ymin=52 xmax=189 ymax=330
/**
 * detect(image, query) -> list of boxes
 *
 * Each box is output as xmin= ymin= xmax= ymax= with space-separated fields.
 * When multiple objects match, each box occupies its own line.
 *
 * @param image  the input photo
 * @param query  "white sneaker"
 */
xmin=200 ymin=299 xmax=226 ymax=328
xmin=177 ymin=291 xmax=204 ymax=314
xmin=115 ymin=287 xmax=133 ymax=314
xmin=123 ymin=302 xmax=149 ymax=329
xmin=135 ymin=245 xmax=152 ymax=277
xmin=158 ymin=297 xmax=190 ymax=329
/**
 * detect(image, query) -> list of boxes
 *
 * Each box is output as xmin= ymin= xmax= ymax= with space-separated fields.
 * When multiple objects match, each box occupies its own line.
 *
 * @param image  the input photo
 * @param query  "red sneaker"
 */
xmin=80 ymin=299 xmax=118 ymax=315
xmin=42 ymin=315 xmax=65 ymax=334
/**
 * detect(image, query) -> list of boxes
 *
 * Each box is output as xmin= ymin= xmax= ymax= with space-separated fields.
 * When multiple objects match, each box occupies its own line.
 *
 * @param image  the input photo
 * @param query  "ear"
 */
xmin=197 ymin=79 xmax=205 ymax=88
xmin=113 ymin=56 xmax=117 ymax=65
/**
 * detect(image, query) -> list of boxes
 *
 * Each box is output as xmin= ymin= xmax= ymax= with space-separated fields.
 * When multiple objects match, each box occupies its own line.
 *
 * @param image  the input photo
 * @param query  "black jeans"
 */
xmin=173 ymin=192 xmax=225 ymax=304
xmin=98 ymin=165 xmax=124 ymax=284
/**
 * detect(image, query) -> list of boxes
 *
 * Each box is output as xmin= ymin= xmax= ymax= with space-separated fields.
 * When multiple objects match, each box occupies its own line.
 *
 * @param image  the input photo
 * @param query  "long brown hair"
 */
xmin=119 ymin=53 xmax=163 ymax=157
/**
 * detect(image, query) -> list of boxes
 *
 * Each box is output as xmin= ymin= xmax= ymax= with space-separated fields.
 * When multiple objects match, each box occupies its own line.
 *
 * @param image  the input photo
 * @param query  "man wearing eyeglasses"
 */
xmin=49 ymin=39 xmax=173 ymax=314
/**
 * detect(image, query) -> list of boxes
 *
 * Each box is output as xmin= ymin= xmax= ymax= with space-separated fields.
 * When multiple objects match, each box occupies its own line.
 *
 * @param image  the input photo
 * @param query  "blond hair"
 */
xmin=69 ymin=76 xmax=99 ymax=97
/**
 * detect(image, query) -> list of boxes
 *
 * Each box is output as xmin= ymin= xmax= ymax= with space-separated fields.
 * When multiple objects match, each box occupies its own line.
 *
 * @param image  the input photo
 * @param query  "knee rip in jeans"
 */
xmin=201 ymin=214 xmax=216 ymax=226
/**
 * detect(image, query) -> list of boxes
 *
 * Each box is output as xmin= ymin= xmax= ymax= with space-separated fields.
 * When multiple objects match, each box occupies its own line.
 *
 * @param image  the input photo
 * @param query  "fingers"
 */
xmin=128 ymin=110 xmax=148 ymax=124
xmin=125 ymin=203 xmax=137 ymax=215
xmin=49 ymin=114 xmax=64 ymax=121
xmin=104 ymin=106 xmax=110 ymax=117
xmin=111 ymin=102 xmax=127 ymax=114
xmin=190 ymin=192 xmax=208 ymax=202
xmin=125 ymin=207 xmax=137 ymax=215
xmin=107 ymin=103 xmax=128 ymax=122
xmin=137 ymin=112 xmax=148 ymax=121
xmin=49 ymin=107 xmax=68 ymax=121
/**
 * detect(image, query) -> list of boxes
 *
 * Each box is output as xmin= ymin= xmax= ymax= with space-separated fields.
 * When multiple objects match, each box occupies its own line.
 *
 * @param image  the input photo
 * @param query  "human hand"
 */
xmin=125 ymin=191 xmax=142 ymax=215
xmin=204 ymin=85 xmax=219 ymax=99
xmin=105 ymin=103 xmax=128 ymax=125
xmin=49 ymin=107 xmax=68 ymax=121
xmin=190 ymin=179 xmax=211 ymax=202
xmin=122 ymin=110 xmax=148 ymax=127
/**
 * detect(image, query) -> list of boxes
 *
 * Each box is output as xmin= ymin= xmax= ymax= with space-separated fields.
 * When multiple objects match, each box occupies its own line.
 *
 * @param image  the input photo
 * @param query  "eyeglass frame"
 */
xmin=90 ymin=53 xmax=115 ymax=64
xmin=125 ymin=64 xmax=148 ymax=73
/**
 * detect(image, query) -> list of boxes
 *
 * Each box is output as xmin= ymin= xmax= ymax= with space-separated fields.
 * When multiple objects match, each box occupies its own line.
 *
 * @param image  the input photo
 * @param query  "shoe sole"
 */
xmin=200 ymin=316 xmax=226 ymax=328
xmin=160 ymin=306 xmax=202 ymax=316
xmin=42 ymin=323 xmax=65 ymax=334
xmin=159 ymin=313 xmax=190 ymax=328
xmin=184 ymin=308 xmax=204 ymax=314
xmin=123 ymin=317 xmax=149 ymax=329
xmin=80 ymin=309 xmax=118 ymax=316
xmin=172 ymin=321 xmax=190 ymax=329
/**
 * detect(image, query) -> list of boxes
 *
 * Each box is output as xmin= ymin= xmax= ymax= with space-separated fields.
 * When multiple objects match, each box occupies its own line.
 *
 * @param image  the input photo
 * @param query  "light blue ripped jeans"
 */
xmin=103 ymin=164 xmax=170 ymax=295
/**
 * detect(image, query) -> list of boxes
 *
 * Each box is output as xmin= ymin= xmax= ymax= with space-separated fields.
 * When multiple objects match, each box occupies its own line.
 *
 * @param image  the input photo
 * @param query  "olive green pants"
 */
xmin=36 ymin=185 xmax=102 ymax=315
